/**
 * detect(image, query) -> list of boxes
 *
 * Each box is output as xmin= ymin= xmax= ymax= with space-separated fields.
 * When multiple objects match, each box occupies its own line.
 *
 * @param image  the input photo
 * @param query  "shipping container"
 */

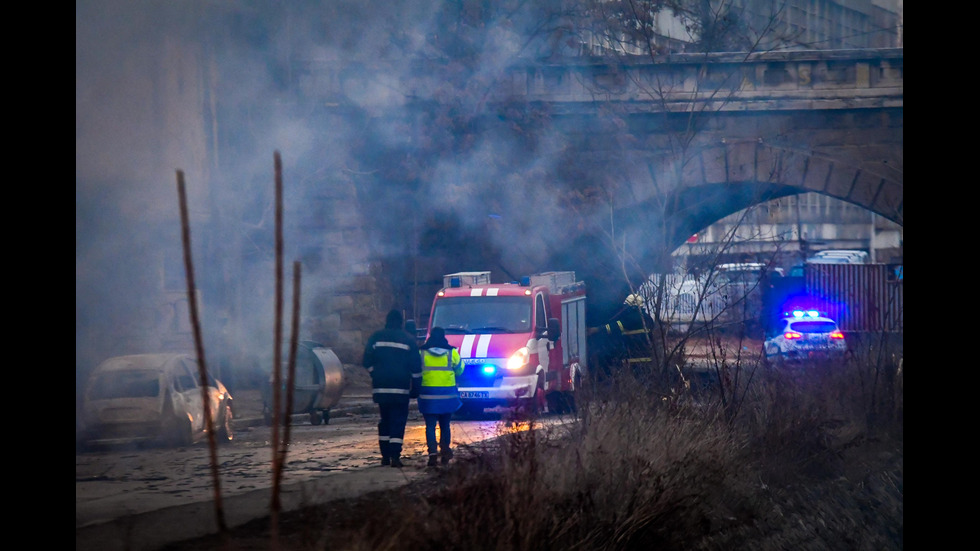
xmin=765 ymin=263 xmax=903 ymax=334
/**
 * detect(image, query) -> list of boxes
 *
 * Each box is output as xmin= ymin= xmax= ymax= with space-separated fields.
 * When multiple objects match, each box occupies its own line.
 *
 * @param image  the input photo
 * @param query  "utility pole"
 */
xmin=795 ymin=195 xmax=808 ymax=263
xmin=870 ymin=212 xmax=877 ymax=263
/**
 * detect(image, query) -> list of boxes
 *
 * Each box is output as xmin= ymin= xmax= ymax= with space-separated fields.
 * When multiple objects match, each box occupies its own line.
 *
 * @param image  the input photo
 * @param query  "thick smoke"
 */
xmin=76 ymin=1 xmax=597 ymax=406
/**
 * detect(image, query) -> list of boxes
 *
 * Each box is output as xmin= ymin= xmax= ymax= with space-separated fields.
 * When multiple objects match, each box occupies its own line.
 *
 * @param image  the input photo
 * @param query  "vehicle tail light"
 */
xmin=784 ymin=331 xmax=803 ymax=340
xmin=830 ymin=330 xmax=845 ymax=339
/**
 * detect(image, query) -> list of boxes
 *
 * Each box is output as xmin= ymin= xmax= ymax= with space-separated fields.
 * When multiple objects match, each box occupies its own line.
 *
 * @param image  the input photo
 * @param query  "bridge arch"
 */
xmin=601 ymin=139 xmax=901 ymax=253
xmin=557 ymin=137 xmax=902 ymax=325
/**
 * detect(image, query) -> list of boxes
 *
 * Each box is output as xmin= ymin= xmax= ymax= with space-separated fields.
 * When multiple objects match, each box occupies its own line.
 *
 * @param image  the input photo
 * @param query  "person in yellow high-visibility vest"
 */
xmin=418 ymin=327 xmax=464 ymax=467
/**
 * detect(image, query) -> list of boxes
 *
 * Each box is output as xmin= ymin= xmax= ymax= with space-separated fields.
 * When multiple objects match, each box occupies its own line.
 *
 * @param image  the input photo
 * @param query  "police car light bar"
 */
xmin=788 ymin=309 xmax=822 ymax=318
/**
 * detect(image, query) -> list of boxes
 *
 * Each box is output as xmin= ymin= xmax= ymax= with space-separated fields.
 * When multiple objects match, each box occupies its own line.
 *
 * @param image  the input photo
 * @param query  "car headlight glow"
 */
xmin=506 ymin=347 xmax=529 ymax=370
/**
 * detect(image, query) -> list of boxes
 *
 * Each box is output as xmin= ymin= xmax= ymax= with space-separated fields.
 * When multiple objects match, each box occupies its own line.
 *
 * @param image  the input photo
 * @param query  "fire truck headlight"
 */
xmin=506 ymin=347 xmax=529 ymax=370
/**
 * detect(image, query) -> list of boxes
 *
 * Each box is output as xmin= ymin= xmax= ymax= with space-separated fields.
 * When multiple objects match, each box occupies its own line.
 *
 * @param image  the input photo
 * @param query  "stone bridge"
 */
xmin=288 ymin=47 xmax=902 ymax=358
xmin=483 ymin=48 xmax=904 ymax=234
xmin=308 ymin=47 xmax=903 ymax=228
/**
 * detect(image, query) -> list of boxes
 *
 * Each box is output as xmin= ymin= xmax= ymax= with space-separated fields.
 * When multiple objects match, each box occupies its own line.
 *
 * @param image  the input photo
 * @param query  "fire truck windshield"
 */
xmin=431 ymin=296 xmax=532 ymax=334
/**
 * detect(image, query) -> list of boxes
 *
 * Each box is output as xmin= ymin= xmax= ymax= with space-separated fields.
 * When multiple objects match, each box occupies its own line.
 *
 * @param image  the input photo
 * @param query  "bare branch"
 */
xmin=176 ymin=169 xmax=227 ymax=535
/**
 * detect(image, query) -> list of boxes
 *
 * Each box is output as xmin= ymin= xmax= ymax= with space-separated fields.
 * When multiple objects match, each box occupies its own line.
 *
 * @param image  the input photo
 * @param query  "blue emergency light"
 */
xmin=789 ymin=309 xmax=822 ymax=318
xmin=449 ymin=276 xmax=461 ymax=288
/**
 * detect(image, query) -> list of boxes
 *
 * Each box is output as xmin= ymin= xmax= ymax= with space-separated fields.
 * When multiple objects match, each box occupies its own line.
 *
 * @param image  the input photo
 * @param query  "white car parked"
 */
xmin=807 ymin=249 xmax=869 ymax=264
xmin=79 ymin=353 xmax=234 ymax=449
xmin=764 ymin=310 xmax=847 ymax=364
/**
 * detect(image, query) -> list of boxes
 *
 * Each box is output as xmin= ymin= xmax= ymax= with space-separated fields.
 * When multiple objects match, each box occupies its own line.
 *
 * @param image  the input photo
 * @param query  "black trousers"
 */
xmin=422 ymin=412 xmax=452 ymax=455
xmin=377 ymin=402 xmax=409 ymax=459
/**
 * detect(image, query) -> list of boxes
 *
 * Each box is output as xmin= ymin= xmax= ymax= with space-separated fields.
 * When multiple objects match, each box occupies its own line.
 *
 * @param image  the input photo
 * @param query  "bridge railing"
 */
xmin=296 ymin=48 xmax=902 ymax=113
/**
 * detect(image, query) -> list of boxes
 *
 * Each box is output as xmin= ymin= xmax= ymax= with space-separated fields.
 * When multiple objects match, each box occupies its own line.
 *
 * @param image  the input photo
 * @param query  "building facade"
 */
xmin=674 ymin=193 xmax=903 ymax=272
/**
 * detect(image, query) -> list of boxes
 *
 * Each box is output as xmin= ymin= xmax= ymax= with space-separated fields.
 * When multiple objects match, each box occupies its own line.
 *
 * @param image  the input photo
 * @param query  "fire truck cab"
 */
xmin=425 ymin=271 xmax=587 ymax=416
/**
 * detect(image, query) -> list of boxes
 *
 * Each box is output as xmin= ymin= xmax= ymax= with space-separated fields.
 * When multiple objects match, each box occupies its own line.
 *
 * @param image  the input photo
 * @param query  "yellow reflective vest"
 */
xmin=421 ymin=346 xmax=463 ymax=386
xmin=418 ymin=346 xmax=463 ymax=414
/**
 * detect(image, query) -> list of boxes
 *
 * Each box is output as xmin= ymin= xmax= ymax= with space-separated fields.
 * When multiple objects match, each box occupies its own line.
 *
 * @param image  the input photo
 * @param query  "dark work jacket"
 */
xmin=362 ymin=327 xmax=423 ymax=405
xmin=600 ymin=306 xmax=655 ymax=363
xmin=602 ymin=306 xmax=653 ymax=336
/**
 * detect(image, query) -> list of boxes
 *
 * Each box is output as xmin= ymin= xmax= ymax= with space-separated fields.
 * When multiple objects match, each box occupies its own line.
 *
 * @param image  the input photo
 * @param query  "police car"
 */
xmin=764 ymin=310 xmax=847 ymax=364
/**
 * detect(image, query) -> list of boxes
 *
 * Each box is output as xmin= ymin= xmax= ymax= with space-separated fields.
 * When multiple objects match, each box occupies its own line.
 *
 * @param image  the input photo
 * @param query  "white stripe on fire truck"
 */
xmin=487 ymin=288 xmax=499 ymax=296
xmin=470 ymin=289 xmax=482 ymax=297
xmin=476 ymin=334 xmax=491 ymax=357
xmin=459 ymin=334 xmax=492 ymax=358
xmin=460 ymin=335 xmax=476 ymax=357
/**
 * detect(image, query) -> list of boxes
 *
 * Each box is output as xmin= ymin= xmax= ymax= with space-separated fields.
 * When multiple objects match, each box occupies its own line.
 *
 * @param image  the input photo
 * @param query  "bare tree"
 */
xmin=538 ymin=2 xmax=799 ymax=410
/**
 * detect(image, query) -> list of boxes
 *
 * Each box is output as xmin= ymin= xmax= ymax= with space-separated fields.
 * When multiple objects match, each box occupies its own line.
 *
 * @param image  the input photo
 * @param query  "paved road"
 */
xmin=76 ymin=388 xmax=577 ymax=551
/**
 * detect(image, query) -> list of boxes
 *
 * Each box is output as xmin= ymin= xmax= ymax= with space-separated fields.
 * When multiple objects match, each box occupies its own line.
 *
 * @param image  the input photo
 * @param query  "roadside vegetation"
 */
xmin=172 ymin=332 xmax=900 ymax=551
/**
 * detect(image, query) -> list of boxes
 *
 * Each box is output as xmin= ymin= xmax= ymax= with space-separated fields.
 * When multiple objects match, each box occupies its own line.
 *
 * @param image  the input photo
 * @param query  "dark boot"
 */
xmin=390 ymin=456 xmax=404 ymax=468
xmin=427 ymin=453 xmax=438 ymax=467
xmin=440 ymin=449 xmax=453 ymax=466
xmin=379 ymin=439 xmax=391 ymax=464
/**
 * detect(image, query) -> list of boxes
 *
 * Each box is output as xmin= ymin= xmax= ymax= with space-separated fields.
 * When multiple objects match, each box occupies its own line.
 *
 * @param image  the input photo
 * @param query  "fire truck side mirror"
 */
xmin=546 ymin=317 xmax=561 ymax=342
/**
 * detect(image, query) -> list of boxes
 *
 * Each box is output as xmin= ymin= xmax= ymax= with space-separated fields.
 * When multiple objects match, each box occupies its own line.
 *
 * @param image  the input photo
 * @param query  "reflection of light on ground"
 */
xmin=503 ymin=420 xmax=533 ymax=433
xmin=434 ymin=415 xmax=578 ymax=455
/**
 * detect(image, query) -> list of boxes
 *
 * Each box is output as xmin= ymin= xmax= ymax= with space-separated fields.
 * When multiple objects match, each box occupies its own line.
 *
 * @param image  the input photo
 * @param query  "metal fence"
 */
xmin=805 ymin=264 xmax=903 ymax=333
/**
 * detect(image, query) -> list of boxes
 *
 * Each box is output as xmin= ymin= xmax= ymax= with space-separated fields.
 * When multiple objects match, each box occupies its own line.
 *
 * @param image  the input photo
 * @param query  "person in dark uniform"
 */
xmin=588 ymin=293 xmax=656 ymax=381
xmin=362 ymin=309 xmax=422 ymax=468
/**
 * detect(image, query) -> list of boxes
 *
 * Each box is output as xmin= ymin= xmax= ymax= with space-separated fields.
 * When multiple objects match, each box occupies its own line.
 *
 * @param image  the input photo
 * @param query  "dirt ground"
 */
xmin=682 ymin=335 xmax=764 ymax=358
xmin=161 ymin=466 xmax=452 ymax=551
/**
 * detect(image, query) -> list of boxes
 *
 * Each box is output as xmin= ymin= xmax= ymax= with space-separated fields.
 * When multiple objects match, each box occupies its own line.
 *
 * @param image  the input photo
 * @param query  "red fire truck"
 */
xmin=424 ymin=271 xmax=587 ymax=416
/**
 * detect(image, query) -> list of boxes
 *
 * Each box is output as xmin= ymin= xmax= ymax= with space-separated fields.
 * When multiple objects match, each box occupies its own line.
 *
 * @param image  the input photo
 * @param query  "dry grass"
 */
xmin=172 ymin=350 xmax=902 ymax=551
